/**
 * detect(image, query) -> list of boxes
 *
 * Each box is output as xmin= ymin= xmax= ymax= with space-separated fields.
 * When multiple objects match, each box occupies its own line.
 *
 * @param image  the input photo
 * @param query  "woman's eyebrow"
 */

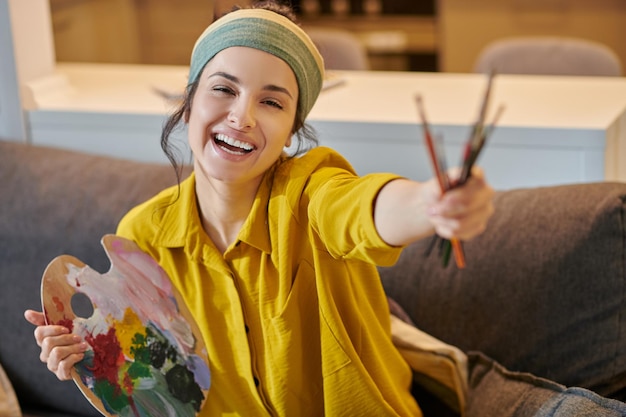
xmin=208 ymin=71 xmax=294 ymax=99
xmin=263 ymin=84 xmax=294 ymax=99
xmin=208 ymin=71 xmax=238 ymax=82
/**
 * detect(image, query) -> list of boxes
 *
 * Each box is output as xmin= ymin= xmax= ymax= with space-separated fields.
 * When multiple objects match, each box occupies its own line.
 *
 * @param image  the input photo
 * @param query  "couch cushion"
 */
xmin=380 ymin=183 xmax=626 ymax=400
xmin=0 ymin=141 xmax=186 ymax=415
xmin=467 ymin=352 xmax=626 ymax=417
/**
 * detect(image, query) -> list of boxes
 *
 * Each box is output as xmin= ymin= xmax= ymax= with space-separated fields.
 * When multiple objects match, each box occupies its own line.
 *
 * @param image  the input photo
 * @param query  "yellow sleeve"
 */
xmin=279 ymin=147 xmax=406 ymax=266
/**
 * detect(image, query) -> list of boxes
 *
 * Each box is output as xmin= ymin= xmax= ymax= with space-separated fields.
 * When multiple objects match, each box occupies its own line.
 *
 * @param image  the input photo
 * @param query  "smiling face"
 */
xmin=186 ymin=46 xmax=299 ymax=188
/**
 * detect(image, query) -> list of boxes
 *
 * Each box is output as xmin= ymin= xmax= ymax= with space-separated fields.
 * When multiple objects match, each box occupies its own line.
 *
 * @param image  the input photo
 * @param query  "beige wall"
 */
xmin=50 ymin=0 xmax=218 ymax=65
xmin=438 ymin=0 xmax=626 ymax=73
xmin=51 ymin=0 xmax=142 ymax=63
xmin=134 ymin=0 xmax=216 ymax=65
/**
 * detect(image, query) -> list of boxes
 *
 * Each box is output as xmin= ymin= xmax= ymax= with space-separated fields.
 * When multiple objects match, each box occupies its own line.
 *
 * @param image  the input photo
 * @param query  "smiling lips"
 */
xmin=215 ymin=133 xmax=255 ymax=155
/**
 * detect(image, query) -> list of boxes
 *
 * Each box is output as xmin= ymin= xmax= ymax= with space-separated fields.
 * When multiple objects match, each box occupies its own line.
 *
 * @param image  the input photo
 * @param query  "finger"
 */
xmin=432 ymin=201 xmax=494 ymax=240
xmin=48 ymin=351 xmax=86 ymax=381
xmin=33 ymin=324 xmax=71 ymax=347
xmin=39 ymin=332 xmax=83 ymax=357
xmin=435 ymin=177 xmax=494 ymax=216
xmin=44 ymin=338 xmax=88 ymax=372
xmin=455 ymin=209 xmax=492 ymax=240
xmin=24 ymin=309 xmax=46 ymax=326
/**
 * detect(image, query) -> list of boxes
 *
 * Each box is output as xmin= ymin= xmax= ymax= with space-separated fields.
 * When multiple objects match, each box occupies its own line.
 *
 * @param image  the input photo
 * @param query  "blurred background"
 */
xmin=46 ymin=0 xmax=626 ymax=73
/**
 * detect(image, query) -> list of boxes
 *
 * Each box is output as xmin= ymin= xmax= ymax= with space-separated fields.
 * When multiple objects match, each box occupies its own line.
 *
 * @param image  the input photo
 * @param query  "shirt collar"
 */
xmin=155 ymin=170 xmax=272 ymax=256
xmin=236 ymin=172 xmax=272 ymax=254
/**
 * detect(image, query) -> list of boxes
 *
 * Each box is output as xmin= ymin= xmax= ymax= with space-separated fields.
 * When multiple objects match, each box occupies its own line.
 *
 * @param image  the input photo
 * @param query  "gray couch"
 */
xmin=1 ymin=140 xmax=625 ymax=416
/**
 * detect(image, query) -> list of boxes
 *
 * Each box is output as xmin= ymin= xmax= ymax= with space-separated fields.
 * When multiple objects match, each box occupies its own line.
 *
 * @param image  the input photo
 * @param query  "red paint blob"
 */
xmin=86 ymin=328 xmax=124 ymax=391
xmin=52 ymin=296 xmax=64 ymax=312
xmin=123 ymin=372 xmax=134 ymax=396
xmin=57 ymin=317 xmax=74 ymax=332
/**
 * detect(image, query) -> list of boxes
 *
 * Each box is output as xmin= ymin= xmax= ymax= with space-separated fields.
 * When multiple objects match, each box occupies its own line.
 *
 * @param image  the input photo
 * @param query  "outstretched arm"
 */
xmin=374 ymin=167 xmax=494 ymax=247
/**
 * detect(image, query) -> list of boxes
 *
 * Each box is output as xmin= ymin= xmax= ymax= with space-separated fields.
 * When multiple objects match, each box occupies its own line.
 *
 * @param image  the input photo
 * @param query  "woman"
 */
xmin=25 ymin=2 xmax=494 ymax=415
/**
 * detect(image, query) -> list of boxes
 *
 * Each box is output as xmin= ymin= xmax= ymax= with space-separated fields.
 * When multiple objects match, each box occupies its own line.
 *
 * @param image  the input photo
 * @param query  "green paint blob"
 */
xmin=166 ymin=364 xmax=205 ymax=412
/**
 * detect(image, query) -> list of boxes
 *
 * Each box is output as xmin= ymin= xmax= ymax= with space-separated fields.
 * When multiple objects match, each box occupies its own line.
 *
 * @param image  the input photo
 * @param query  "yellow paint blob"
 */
xmin=114 ymin=307 xmax=145 ymax=358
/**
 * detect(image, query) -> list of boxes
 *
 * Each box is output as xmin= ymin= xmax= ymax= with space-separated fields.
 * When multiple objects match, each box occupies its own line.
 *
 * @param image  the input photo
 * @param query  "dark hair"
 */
xmin=161 ymin=0 xmax=319 ymax=183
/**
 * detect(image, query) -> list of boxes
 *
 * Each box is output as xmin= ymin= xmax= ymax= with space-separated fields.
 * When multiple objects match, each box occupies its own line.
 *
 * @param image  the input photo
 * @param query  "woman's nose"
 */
xmin=228 ymin=97 xmax=256 ymax=129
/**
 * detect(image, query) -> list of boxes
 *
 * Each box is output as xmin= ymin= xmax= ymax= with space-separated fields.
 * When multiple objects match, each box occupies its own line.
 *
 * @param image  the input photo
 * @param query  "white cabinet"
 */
xmin=24 ymin=65 xmax=626 ymax=190
xmin=308 ymin=71 xmax=626 ymax=189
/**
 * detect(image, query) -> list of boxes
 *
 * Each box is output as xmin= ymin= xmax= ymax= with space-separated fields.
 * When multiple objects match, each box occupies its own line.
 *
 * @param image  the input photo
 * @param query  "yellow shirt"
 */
xmin=116 ymin=147 xmax=421 ymax=416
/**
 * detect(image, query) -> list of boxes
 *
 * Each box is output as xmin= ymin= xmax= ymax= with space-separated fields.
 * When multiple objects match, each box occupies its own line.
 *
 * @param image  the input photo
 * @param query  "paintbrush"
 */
xmin=415 ymin=95 xmax=466 ymax=268
xmin=418 ymin=71 xmax=503 ymax=268
xmin=459 ymin=70 xmax=496 ymax=185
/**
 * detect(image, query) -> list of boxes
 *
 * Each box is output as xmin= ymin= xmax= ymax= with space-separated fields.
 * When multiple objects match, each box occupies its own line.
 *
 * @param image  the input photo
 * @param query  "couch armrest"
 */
xmin=380 ymin=183 xmax=626 ymax=400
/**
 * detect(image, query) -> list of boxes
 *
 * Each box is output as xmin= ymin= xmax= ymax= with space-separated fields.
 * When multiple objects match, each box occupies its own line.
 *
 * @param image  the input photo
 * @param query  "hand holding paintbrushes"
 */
xmin=416 ymin=72 xmax=503 ymax=268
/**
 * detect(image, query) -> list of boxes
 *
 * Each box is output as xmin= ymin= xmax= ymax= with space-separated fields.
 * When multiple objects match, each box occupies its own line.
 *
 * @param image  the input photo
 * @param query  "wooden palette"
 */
xmin=41 ymin=234 xmax=210 ymax=417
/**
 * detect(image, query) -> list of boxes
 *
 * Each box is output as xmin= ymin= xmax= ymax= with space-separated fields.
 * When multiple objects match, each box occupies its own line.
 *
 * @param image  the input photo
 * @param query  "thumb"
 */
xmin=24 ymin=309 xmax=46 ymax=326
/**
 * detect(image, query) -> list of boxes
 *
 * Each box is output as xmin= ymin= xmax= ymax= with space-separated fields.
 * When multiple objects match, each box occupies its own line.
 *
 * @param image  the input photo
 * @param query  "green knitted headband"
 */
xmin=189 ymin=8 xmax=325 ymax=119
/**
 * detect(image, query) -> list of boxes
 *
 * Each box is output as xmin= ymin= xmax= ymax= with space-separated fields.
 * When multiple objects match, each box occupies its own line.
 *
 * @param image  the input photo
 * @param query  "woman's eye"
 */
xmin=263 ymin=99 xmax=283 ymax=109
xmin=212 ymin=85 xmax=234 ymax=95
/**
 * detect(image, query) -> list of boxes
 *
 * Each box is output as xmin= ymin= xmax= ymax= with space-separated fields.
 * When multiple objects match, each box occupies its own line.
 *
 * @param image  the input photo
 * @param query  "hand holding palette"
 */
xmin=41 ymin=235 xmax=211 ymax=417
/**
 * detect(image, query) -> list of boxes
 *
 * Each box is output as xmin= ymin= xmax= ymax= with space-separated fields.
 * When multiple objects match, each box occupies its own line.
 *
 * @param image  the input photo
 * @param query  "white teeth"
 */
xmin=215 ymin=133 xmax=254 ymax=151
